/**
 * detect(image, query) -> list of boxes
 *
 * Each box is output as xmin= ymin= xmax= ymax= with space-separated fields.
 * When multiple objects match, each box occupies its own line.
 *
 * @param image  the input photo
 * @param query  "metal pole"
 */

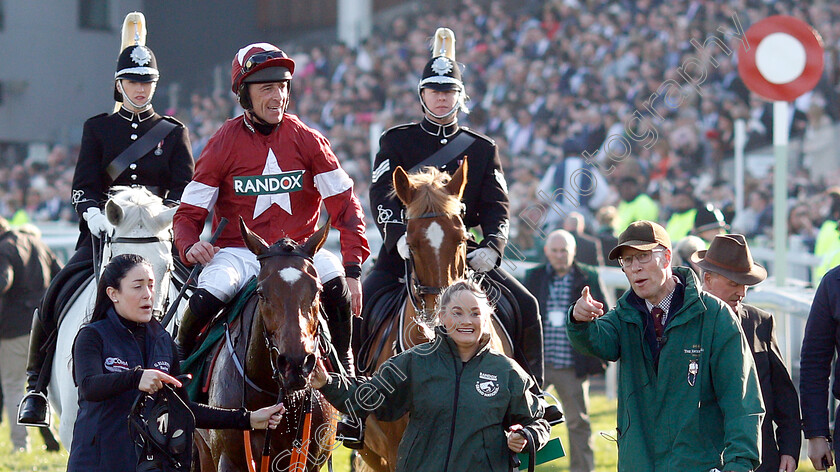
xmin=773 ymin=101 xmax=789 ymax=287
xmin=734 ymin=119 xmax=746 ymax=217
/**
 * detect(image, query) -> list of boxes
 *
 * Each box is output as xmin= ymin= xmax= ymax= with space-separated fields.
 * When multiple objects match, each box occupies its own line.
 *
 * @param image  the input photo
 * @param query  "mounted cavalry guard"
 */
xmin=18 ymin=12 xmax=194 ymax=427
xmin=172 ymin=41 xmax=368 ymax=437
xmin=364 ymin=27 xmax=556 ymax=420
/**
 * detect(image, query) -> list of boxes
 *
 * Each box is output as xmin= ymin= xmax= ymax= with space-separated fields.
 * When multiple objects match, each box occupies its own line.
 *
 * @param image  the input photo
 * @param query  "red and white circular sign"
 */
xmin=738 ymin=15 xmax=824 ymax=102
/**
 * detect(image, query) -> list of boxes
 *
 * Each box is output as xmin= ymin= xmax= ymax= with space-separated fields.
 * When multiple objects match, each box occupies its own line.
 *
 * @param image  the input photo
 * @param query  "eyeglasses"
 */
xmin=618 ymin=249 xmax=664 ymax=268
xmin=243 ymin=51 xmax=288 ymax=74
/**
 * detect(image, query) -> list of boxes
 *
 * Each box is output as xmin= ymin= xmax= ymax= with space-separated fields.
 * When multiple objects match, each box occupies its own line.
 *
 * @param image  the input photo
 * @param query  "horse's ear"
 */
xmin=393 ymin=166 xmax=414 ymax=206
xmin=240 ymin=216 xmax=269 ymax=256
xmin=105 ymin=199 xmax=124 ymax=226
xmin=154 ymin=206 xmax=177 ymax=228
xmin=303 ymin=217 xmax=330 ymax=257
xmin=445 ymin=157 xmax=468 ymax=200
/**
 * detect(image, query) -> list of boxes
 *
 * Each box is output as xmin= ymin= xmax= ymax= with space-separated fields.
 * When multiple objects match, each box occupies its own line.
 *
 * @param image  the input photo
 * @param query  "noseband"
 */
xmin=106 ymin=227 xmax=173 ymax=245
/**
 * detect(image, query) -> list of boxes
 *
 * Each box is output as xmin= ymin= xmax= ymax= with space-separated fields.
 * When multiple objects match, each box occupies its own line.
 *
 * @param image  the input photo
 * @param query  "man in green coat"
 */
xmin=568 ymin=220 xmax=763 ymax=472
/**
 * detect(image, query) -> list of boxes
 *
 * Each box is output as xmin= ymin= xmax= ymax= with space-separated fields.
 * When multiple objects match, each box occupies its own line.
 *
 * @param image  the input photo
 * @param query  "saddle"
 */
xmin=355 ymin=280 xmax=406 ymax=375
xmin=45 ymin=260 xmax=94 ymax=331
xmin=180 ymin=278 xmax=258 ymax=401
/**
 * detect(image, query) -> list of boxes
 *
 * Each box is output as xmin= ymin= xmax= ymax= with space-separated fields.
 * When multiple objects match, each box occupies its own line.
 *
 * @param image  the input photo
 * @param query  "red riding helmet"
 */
xmin=230 ymin=43 xmax=295 ymax=94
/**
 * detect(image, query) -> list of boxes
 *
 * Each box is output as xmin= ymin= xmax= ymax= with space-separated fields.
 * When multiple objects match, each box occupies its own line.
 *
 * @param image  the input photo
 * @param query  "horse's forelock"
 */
xmin=273 ymin=238 xmax=299 ymax=252
xmin=403 ymin=169 xmax=462 ymax=218
xmin=108 ymin=187 xmax=169 ymax=236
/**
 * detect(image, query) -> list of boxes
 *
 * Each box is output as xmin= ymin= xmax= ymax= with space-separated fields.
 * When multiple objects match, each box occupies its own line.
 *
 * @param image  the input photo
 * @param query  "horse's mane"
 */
xmin=399 ymin=167 xmax=462 ymax=218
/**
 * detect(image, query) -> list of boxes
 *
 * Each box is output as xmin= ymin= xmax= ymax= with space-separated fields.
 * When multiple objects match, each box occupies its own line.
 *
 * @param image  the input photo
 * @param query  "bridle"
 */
xmin=403 ymin=211 xmax=466 ymax=322
xmin=231 ymin=244 xmax=324 ymax=472
xmin=250 ymin=244 xmax=321 ymax=396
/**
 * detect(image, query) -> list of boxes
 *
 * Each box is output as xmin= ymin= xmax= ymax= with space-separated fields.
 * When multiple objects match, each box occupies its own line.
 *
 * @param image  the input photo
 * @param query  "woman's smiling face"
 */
xmin=440 ymin=289 xmax=489 ymax=351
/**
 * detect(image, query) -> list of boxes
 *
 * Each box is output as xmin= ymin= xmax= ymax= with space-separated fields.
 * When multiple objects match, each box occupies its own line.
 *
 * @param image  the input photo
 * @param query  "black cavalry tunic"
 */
xmin=71 ymin=106 xmax=194 ymax=249
xmin=369 ymin=117 xmax=510 ymax=275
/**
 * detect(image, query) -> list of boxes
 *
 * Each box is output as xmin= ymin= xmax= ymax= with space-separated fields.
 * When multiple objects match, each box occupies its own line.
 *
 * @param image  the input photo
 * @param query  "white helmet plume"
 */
xmin=432 ymin=27 xmax=456 ymax=61
xmin=120 ymin=12 xmax=147 ymax=51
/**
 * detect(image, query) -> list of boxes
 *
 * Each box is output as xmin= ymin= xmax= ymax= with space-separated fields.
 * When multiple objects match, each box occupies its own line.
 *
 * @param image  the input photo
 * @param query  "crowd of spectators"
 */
xmin=4 ymin=0 xmax=840 ymax=280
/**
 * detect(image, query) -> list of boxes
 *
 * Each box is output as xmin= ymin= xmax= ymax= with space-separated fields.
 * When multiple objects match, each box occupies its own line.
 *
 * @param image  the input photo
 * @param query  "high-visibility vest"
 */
xmin=615 ymin=194 xmax=660 ymax=235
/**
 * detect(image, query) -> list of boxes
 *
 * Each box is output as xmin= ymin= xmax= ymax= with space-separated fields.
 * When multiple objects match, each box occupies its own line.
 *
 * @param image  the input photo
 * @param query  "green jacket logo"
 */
xmin=234 ymin=171 xmax=304 ymax=196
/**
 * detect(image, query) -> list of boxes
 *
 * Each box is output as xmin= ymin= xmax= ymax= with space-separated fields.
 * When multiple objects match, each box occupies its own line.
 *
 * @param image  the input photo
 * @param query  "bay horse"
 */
xmin=50 ymin=186 xmax=181 ymax=448
xmin=357 ymin=159 xmax=513 ymax=472
xmin=195 ymin=218 xmax=337 ymax=472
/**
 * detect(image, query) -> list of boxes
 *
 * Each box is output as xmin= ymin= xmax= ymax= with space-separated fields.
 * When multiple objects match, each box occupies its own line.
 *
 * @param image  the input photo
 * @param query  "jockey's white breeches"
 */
xmin=197 ymin=247 xmax=344 ymax=302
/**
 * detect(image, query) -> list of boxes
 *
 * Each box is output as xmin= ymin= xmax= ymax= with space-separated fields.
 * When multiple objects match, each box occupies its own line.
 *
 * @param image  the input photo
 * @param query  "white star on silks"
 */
xmin=253 ymin=149 xmax=292 ymax=218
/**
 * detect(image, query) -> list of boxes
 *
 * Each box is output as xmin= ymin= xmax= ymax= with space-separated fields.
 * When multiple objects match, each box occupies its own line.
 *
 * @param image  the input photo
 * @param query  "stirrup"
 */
xmin=18 ymin=391 xmax=51 ymax=428
xmin=541 ymin=390 xmax=564 ymax=426
xmin=336 ymin=416 xmax=365 ymax=450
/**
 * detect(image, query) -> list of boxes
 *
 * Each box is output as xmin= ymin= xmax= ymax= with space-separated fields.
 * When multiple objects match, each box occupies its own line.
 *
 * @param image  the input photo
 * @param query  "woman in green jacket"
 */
xmin=312 ymin=279 xmax=550 ymax=472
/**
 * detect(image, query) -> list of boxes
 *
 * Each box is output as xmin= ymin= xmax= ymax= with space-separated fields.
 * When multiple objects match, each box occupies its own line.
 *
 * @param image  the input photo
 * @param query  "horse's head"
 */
xmin=103 ymin=186 xmax=176 ymax=313
xmin=393 ymin=158 xmax=469 ymax=325
xmin=241 ymin=217 xmax=329 ymax=392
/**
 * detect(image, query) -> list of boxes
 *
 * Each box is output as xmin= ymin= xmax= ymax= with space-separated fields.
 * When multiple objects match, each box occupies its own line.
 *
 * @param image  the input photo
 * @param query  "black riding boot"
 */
xmin=176 ymin=289 xmax=225 ymax=359
xmin=18 ymin=309 xmax=54 ymax=427
xmin=322 ymin=277 xmax=364 ymax=448
xmin=322 ymin=277 xmax=355 ymax=376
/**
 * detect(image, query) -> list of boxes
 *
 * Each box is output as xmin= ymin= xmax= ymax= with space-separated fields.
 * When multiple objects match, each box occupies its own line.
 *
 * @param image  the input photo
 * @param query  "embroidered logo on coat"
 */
xmin=476 ymin=372 xmax=500 ymax=397
xmin=104 ymin=357 xmax=130 ymax=372
xmin=153 ymin=361 xmax=171 ymax=372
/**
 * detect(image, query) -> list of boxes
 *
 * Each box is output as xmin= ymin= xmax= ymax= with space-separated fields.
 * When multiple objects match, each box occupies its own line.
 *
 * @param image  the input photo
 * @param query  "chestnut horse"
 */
xmin=357 ymin=159 xmax=513 ymax=472
xmin=195 ymin=218 xmax=337 ymax=471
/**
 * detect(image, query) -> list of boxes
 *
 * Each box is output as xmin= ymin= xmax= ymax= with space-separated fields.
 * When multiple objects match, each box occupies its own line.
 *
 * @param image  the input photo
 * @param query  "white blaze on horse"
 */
xmin=50 ymin=187 xmax=182 ymax=448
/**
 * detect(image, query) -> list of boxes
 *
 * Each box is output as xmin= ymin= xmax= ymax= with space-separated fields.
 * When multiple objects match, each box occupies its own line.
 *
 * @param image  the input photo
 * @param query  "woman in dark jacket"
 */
xmin=67 ymin=254 xmax=283 ymax=472
xmin=312 ymin=279 xmax=550 ymax=472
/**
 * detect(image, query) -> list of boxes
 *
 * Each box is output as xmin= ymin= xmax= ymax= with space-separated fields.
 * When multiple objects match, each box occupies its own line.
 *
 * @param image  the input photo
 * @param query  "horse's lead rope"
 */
xmin=162 ymin=217 xmax=228 ymax=328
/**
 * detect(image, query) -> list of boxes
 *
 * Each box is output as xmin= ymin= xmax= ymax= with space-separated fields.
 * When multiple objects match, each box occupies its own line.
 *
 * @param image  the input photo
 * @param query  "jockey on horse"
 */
xmin=172 ymin=42 xmax=369 ymax=438
xmin=19 ymin=12 xmax=195 ymax=427
xmin=364 ymin=28 xmax=559 ymax=426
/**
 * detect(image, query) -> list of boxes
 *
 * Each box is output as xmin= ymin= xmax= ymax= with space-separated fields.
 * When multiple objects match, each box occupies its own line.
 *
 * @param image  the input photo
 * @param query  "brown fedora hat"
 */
xmin=689 ymin=234 xmax=767 ymax=285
